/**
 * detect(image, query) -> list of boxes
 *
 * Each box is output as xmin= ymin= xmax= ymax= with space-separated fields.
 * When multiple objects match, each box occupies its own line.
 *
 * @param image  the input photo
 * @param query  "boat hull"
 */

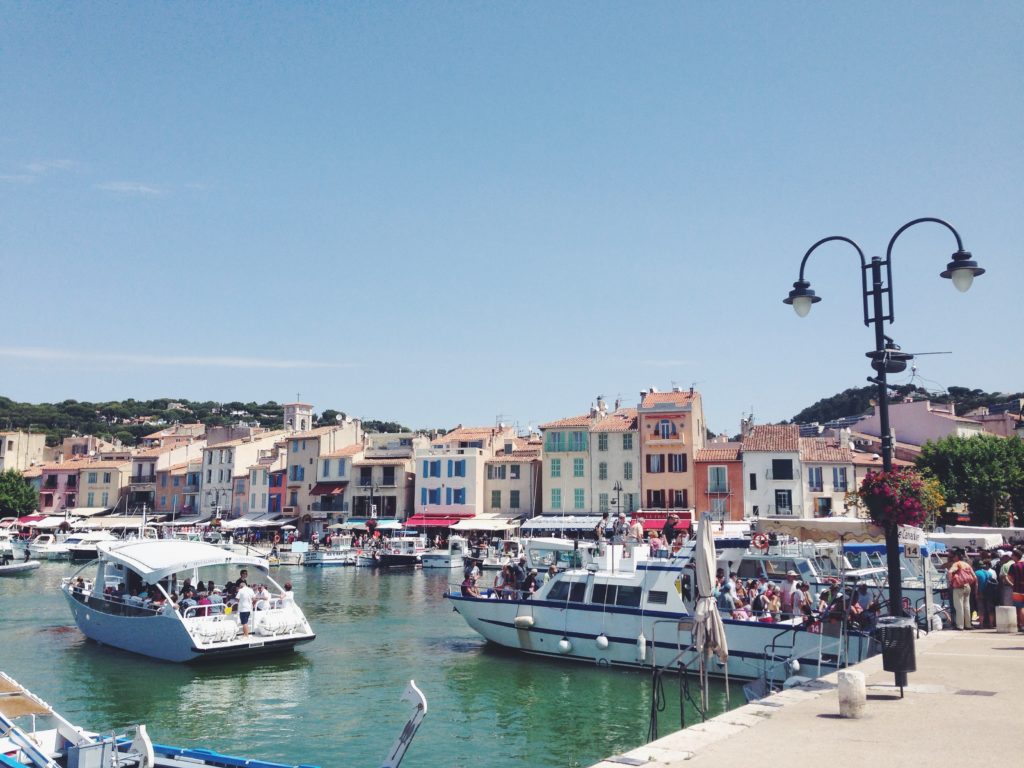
xmin=447 ymin=592 xmax=876 ymax=682
xmin=62 ymin=590 xmax=315 ymax=662
xmin=378 ymin=553 xmax=421 ymax=568
xmin=421 ymin=553 xmax=463 ymax=569
xmin=0 ymin=560 xmax=41 ymax=576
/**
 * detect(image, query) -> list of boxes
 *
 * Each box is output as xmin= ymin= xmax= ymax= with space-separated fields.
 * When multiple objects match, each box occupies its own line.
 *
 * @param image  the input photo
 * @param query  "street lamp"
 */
xmin=612 ymin=481 xmax=623 ymax=517
xmin=367 ymin=482 xmax=381 ymax=519
xmin=784 ymin=217 xmax=982 ymax=680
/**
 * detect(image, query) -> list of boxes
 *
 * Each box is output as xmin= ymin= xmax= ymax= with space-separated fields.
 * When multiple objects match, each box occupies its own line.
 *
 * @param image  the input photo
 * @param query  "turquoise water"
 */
xmin=0 ymin=562 xmax=738 ymax=768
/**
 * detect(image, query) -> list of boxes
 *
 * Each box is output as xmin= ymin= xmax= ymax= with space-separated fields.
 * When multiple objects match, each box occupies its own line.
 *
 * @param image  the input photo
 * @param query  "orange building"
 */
xmin=637 ymin=387 xmax=707 ymax=512
xmin=694 ymin=443 xmax=744 ymax=521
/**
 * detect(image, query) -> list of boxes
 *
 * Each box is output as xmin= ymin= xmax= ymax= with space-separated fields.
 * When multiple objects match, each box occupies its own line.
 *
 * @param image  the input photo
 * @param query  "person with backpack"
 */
xmin=947 ymin=550 xmax=977 ymax=630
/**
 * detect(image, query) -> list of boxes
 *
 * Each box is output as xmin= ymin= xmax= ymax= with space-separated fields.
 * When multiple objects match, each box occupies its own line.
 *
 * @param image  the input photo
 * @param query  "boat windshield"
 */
xmin=545 ymin=580 xmax=587 ymax=603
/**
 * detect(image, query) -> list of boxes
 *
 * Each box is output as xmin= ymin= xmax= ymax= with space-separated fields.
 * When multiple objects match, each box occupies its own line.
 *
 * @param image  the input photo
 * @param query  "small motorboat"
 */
xmin=64 ymin=530 xmax=119 ymax=562
xmin=377 ymin=534 xmax=429 ymax=568
xmin=0 ymin=670 xmax=428 ymax=768
xmin=61 ymin=539 xmax=317 ymax=662
xmin=421 ymin=535 xmax=467 ymax=570
xmin=0 ymin=557 xmax=41 ymax=576
xmin=28 ymin=533 xmax=72 ymax=561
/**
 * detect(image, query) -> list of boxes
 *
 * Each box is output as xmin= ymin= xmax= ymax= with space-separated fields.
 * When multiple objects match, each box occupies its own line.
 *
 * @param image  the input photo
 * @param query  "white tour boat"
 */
xmin=447 ymin=539 xmax=877 ymax=683
xmin=61 ymin=539 xmax=316 ymax=662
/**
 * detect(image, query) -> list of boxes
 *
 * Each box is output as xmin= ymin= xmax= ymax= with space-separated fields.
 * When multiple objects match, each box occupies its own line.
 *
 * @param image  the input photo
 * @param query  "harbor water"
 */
xmin=0 ymin=561 xmax=739 ymax=768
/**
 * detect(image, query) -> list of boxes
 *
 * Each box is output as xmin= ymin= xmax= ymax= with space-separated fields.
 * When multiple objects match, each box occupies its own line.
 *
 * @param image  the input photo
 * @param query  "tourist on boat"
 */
xmin=612 ymin=513 xmax=628 ymax=543
xmin=311 ymin=531 xmax=320 ymax=551
xmin=236 ymin=569 xmax=249 ymax=587
xmin=594 ymin=512 xmax=609 ymax=541
xmin=766 ymin=584 xmax=781 ymax=621
xmin=254 ymin=583 xmax=271 ymax=609
xmin=236 ymin=580 xmax=255 ymax=635
xmin=522 ymin=569 xmax=539 ymax=597
xmin=209 ymin=588 xmax=224 ymax=605
xmin=511 ymin=556 xmax=528 ymax=599
xmin=179 ymin=589 xmax=197 ymax=614
xmin=281 ymin=582 xmax=295 ymax=607
xmin=460 ymin=574 xmax=480 ymax=598
xmin=780 ymin=571 xmax=799 ymax=617
xmin=493 ymin=567 xmax=507 ymax=599
xmin=627 ymin=515 xmax=644 ymax=544
xmin=661 ymin=513 xmax=678 ymax=548
xmin=716 ymin=583 xmax=737 ymax=613
xmin=196 ymin=591 xmax=212 ymax=617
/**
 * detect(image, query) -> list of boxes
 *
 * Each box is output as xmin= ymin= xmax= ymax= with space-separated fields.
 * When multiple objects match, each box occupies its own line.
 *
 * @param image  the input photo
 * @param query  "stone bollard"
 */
xmin=995 ymin=605 xmax=1017 ymax=634
xmin=837 ymin=670 xmax=867 ymax=718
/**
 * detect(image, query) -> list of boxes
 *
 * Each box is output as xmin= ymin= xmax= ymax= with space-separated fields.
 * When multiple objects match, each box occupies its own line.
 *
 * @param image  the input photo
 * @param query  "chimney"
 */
xmin=614 ymin=398 xmax=621 ymax=411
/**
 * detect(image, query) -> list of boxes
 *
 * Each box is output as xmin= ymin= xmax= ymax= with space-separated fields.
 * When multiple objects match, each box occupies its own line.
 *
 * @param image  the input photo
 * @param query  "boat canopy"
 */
xmin=943 ymin=525 xmax=1024 ymax=544
xmin=842 ymin=542 xmax=944 ymax=557
xmin=95 ymin=540 xmax=269 ymax=582
xmin=64 ymin=507 xmax=111 ymax=517
xmin=520 ymin=515 xmax=603 ymax=532
xmin=72 ymin=516 xmax=161 ymax=529
xmin=26 ymin=515 xmax=71 ymax=529
xmin=753 ymin=516 xmax=885 ymax=543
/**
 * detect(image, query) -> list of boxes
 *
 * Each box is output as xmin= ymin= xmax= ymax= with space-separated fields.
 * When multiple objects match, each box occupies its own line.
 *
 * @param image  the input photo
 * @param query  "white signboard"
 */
xmin=897 ymin=525 xmax=925 ymax=547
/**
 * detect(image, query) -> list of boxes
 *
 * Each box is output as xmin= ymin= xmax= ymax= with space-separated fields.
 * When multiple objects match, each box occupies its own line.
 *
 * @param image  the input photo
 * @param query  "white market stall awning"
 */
xmin=944 ymin=525 xmax=1024 ymax=545
xmin=928 ymin=532 xmax=1004 ymax=550
xmin=72 ymin=516 xmax=162 ymax=530
xmin=752 ymin=516 xmax=885 ymax=544
xmin=96 ymin=539 xmax=269 ymax=583
xmin=66 ymin=507 xmax=112 ymax=518
xmin=27 ymin=515 xmax=74 ymax=529
xmin=449 ymin=517 xmax=519 ymax=531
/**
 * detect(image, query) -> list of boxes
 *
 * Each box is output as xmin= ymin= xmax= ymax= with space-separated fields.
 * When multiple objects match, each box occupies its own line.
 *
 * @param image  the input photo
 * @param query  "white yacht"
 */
xmin=64 ymin=530 xmax=120 ymax=562
xmin=447 ymin=540 xmax=877 ymax=683
xmin=28 ymin=533 xmax=72 ymax=561
xmin=61 ymin=539 xmax=316 ymax=662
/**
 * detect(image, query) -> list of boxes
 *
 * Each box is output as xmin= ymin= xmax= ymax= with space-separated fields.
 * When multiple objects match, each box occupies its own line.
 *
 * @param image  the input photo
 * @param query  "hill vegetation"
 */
xmin=790 ymin=385 xmax=1024 ymax=425
xmin=0 ymin=396 xmax=413 ymax=447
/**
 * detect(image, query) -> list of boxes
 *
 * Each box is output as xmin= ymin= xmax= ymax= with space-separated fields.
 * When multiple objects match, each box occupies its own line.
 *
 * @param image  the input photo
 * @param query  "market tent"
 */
xmin=71 ymin=516 xmax=158 ymax=529
xmin=520 ymin=515 xmax=602 ymax=532
xmin=753 ymin=516 xmax=885 ymax=543
xmin=928 ymin=532 xmax=1003 ymax=549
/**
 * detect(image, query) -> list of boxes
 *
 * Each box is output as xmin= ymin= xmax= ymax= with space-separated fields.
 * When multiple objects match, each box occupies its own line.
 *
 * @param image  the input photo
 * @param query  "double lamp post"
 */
xmin=783 ymin=217 xmax=984 ymax=630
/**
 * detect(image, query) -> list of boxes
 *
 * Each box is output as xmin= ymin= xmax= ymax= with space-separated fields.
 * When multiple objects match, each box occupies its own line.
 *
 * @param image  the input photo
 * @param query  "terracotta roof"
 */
xmin=488 ymin=454 xmax=537 ymax=463
xmin=695 ymin=444 xmax=742 ymax=462
xmin=539 ymin=414 xmax=592 ymax=429
xmin=639 ymin=391 xmax=697 ymax=409
xmin=322 ymin=443 xmax=365 ymax=459
xmin=799 ymin=437 xmax=853 ymax=463
xmin=742 ymin=424 xmax=800 ymax=452
xmin=851 ymin=452 xmax=914 ymax=468
xmin=591 ymin=408 xmax=638 ymax=433
xmin=432 ymin=426 xmax=507 ymax=445
xmin=162 ymin=462 xmax=190 ymax=473
xmin=206 ymin=430 xmax=286 ymax=448
xmin=352 ymin=458 xmax=409 ymax=467
xmin=290 ymin=425 xmax=349 ymax=439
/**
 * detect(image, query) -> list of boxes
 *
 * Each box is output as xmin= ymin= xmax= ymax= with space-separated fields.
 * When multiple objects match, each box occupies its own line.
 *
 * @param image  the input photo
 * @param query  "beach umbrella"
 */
xmin=692 ymin=514 xmax=728 ymax=666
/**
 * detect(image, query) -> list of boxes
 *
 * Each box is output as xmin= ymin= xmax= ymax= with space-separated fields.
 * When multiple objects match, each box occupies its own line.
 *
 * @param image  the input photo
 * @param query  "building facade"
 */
xmin=741 ymin=424 xmax=802 ymax=519
xmin=637 ymin=388 xmax=707 ymax=512
xmin=0 ymin=431 xmax=46 ymax=472
xmin=694 ymin=442 xmax=744 ymax=521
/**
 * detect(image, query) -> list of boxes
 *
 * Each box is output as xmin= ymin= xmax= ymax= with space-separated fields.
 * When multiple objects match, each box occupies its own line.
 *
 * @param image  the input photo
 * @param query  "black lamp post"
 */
xmin=612 ymin=481 xmax=623 ymax=517
xmin=784 ymin=217 xmax=982 ymax=683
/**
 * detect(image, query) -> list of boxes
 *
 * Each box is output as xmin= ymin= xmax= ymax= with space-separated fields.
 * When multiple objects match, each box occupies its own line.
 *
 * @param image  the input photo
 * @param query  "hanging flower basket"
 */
xmin=857 ymin=468 xmax=927 ymax=528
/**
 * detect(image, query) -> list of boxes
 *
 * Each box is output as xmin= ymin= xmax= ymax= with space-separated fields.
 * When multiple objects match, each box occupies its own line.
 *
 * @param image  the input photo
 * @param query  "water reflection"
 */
xmin=1 ymin=562 xmax=739 ymax=768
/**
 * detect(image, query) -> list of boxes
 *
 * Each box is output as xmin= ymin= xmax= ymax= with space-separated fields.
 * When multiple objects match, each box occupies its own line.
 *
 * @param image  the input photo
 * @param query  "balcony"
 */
xmin=707 ymin=484 xmax=730 ymax=494
xmin=131 ymin=475 xmax=156 ymax=484
xmin=311 ymin=501 xmax=348 ymax=513
xmin=808 ymin=484 xmax=823 ymax=493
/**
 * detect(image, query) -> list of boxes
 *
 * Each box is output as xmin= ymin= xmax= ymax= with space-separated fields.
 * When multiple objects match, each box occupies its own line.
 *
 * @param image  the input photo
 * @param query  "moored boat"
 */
xmin=446 ymin=539 xmax=877 ymax=684
xmin=28 ymin=533 xmax=72 ymax=561
xmin=64 ymin=529 xmax=120 ymax=562
xmin=421 ymin=535 xmax=467 ymax=569
xmin=0 ymin=558 xmax=41 ymax=576
xmin=377 ymin=533 xmax=429 ymax=568
xmin=61 ymin=539 xmax=316 ymax=662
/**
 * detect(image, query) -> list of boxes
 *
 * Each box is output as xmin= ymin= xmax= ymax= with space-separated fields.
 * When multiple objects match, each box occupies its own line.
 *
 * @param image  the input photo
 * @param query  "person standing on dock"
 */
xmin=1009 ymin=550 xmax=1024 ymax=631
xmin=947 ymin=551 xmax=976 ymax=630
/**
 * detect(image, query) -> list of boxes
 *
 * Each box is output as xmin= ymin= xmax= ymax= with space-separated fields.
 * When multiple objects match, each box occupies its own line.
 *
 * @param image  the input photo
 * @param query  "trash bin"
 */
xmin=876 ymin=616 xmax=916 ymax=675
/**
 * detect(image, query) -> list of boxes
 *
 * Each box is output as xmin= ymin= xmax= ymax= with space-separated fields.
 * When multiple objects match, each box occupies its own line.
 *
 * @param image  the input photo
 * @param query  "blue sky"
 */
xmin=1 ymin=2 xmax=1021 ymax=435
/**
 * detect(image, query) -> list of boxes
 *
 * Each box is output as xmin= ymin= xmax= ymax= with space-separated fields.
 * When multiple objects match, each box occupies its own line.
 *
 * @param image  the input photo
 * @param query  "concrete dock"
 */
xmin=592 ymin=628 xmax=1023 ymax=767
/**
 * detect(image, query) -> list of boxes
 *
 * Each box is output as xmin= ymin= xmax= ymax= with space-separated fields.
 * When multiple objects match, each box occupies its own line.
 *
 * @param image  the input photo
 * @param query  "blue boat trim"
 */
xmin=118 ymin=740 xmax=321 ymax=768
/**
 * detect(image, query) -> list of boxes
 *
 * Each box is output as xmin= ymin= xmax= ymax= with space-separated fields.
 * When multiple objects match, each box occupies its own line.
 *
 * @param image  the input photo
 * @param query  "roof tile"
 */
xmin=742 ymin=424 xmax=800 ymax=452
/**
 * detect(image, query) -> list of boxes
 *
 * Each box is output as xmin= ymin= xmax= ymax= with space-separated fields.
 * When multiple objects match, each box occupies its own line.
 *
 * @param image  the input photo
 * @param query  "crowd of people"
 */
xmin=944 ymin=547 xmax=1024 ymax=632
xmin=710 ymin=567 xmax=882 ymax=631
xmin=459 ymin=555 xmax=558 ymax=600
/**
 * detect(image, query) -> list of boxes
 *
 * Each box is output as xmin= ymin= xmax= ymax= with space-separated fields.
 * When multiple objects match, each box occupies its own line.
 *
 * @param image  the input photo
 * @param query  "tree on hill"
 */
xmin=0 ymin=469 xmax=38 ymax=516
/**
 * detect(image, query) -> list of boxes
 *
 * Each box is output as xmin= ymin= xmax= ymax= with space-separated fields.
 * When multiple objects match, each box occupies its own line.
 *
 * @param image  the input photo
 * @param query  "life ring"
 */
xmin=273 ymin=533 xmax=281 ymax=544
xmin=752 ymin=532 xmax=770 ymax=551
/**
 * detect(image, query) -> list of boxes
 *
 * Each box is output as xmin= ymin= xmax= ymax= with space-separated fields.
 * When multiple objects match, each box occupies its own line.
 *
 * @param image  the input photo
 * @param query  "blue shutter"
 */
xmin=446 ymin=487 xmax=452 ymax=505
xmin=448 ymin=459 xmax=453 ymax=477
xmin=422 ymin=460 xmax=428 ymax=477
xmin=421 ymin=488 xmax=427 ymax=505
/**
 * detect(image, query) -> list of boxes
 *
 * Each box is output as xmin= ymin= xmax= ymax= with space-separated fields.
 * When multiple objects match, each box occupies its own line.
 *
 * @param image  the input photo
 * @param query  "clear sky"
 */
xmin=1 ymin=2 xmax=1021 ymax=435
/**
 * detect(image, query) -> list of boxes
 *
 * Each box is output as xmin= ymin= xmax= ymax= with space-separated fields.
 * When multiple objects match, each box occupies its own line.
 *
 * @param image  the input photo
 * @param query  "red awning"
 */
xmin=310 ymin=482 xmax=347 ymax=496
xmin=17 ymin=515 xmax=45 ymax=523
xmin=641 ymin=518 xmax=691 ymax=531
xmin=405 ymin=515 xmax=464 ymax=527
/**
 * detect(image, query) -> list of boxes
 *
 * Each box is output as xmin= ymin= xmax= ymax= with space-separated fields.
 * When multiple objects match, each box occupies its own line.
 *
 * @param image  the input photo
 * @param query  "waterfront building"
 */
xmin=153 ymin=462 xmax=189 ymax=517
xmin=60 ymin=435 xmax=123 ymax=461
xmin=78 ymin=458 xmax=131 ymax=512
xmin=246 ymin=441 xmax=287 ymax=519
xmin=483 ymin=435 xmax=544 ymax=520
xmin=127 ymin=441 xmax=205 ymax=513
xmin=589 ymin=407 xmax=640 ymax=515
xmin=539 ymin=398 xmax=639 ymax=516
xmin=199 ymin=430 xmax=285 ymax=517
xmin=349 ymin=432 xmax=426 ymax=521
xmin=37 ymin=460 xmax=87 ymax=516
xmin=799 ymin=435 xmax=855 ymax=517
xmin=284 ymin=419 xmax=363 ymax=526
xmin=414 ymin=425 xmax=517 ymax=519
xmin=0 ymin=431 xmax=46 ymax=471
xmin=637 ymin=387 xmax=707 ymax=513
xmin=694 ymin=441 xmax=744 ymax=521
xmin=311 ymin=442 xmax=363 ymax=520
xmin=741 ymin=424 xmax=802 ymax=518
